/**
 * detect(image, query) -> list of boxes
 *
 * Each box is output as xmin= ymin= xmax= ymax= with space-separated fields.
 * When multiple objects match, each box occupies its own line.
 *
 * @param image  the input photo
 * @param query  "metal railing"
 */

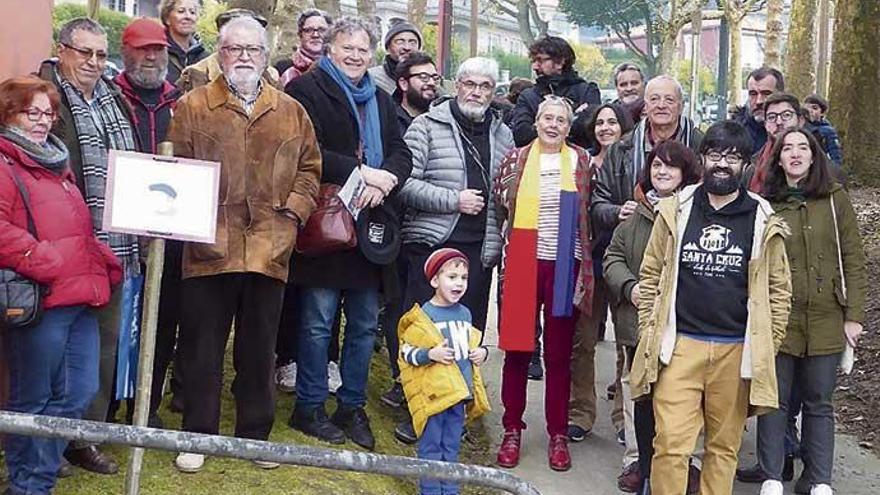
xmin=0 ymin=411 xmax=540 ymax=495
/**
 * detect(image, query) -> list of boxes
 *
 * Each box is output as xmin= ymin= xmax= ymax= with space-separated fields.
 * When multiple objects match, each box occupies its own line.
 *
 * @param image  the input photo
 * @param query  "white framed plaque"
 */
xmin=103 ymin=150 xmax=220 ymax=243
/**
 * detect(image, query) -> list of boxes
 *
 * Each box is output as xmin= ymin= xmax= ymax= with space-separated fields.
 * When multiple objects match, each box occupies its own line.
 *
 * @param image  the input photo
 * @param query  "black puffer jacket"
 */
xmin=509 ymin=69 xmax=600 ymax=147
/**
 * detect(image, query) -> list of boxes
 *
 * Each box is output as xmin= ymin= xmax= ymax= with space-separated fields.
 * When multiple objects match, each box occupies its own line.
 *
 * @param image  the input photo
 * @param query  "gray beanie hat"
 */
xmin=384 ymin=21 xmax=422 ymax=50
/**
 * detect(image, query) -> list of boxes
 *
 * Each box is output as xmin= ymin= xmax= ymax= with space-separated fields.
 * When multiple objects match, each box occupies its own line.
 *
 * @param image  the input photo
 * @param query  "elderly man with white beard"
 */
xmin=166 ymin=15 xmax=322 ymax=473
xmin=399 ymin=56 xmax=514 ymax=350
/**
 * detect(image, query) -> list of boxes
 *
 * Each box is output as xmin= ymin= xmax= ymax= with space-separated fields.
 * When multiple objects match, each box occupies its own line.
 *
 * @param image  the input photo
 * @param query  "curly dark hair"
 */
xmin=528 ymin=36 xmax=576 ymax=72
xmin=762 ymin=128 xmax=834 ymax=201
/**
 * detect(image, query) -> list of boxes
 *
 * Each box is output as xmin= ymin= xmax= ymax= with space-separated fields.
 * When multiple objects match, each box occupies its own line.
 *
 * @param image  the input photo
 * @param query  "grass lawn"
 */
xmin=31 ymin=340 xmax=496 ymax=495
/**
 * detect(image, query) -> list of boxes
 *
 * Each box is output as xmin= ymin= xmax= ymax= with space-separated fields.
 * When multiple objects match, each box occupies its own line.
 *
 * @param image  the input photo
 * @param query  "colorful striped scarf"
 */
xmin=500 ymin=142 xmax=580 ymax=352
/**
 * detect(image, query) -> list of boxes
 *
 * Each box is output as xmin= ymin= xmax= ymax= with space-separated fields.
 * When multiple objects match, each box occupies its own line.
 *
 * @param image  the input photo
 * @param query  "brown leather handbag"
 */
xmin=295 ymin=184 xmax=357 ymax=256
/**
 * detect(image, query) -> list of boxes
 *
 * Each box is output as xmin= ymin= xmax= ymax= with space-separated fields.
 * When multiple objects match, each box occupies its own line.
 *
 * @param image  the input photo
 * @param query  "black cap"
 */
xmin=215 ymin=8 xmax=269 ymax=30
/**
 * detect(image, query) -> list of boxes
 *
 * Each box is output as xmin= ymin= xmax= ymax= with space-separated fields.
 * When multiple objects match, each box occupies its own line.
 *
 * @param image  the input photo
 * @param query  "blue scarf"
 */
xmin=319 ymin=57 xmax=383 ymax=167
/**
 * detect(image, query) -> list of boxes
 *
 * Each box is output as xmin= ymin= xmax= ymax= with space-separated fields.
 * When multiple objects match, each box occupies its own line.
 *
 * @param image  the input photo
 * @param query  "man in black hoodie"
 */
xmin=510 ymin=36 xmax=600 ymax=147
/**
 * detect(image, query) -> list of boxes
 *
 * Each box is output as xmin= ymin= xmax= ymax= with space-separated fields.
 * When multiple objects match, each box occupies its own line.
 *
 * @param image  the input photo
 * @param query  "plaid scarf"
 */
xmin=56 ymin=68 xmax=140 ymax=274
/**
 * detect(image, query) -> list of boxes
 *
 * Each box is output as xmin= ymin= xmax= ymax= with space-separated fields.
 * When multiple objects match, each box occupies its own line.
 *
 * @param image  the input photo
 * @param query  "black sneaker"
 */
xmin=380 ymin=382 xmax=405 ymax=409
xmin=567 ymin=424 xmax=591 ymax=442
xmin=616 ymin=428 xmax=626 ymax=446
xmin=332 ymin=406 xmax=375 ymax=450
xmin=527 ymin=360 xmax=544 ymax=381
xmin=794 ymin=475 xmax=810 ymax=494
xmin=289 ymin=406 xmax=346 ymax=444
xmin=394 ymin=418 xmax=418 ymax=444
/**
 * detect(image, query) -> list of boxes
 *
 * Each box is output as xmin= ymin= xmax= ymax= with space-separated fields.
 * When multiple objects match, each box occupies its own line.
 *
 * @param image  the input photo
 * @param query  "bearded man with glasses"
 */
xmin=745 ymin=92 xmax=805 ymax=192
xmin=166 ymin=16 xmax=322 ymax=473
xmin=36 ymin=16 xmax=141 ymax=477
xmin=392 ymin=51 xmax=440 ymax=133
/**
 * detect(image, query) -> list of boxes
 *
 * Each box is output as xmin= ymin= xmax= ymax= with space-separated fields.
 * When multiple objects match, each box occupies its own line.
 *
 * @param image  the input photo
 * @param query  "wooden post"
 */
xmin=122 ymin=142 xmax=170 ymax=495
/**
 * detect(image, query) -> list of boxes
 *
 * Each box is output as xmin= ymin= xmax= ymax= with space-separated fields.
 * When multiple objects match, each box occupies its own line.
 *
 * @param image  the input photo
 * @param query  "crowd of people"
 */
xmin=0 ymin=3 xmax=866 ymax=495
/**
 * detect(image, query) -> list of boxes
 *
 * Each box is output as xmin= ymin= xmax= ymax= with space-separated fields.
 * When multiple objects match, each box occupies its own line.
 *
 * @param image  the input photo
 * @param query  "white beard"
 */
xmin=459 ymin=100 xmax=490 ymax=122
xmin=226 ymin=69 xmax=261 ymax=94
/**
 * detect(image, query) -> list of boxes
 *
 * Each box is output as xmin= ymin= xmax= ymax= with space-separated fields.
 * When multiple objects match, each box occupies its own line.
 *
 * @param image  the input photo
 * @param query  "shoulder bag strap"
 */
xmin=0 ymin=153 xmax=39 ymax=240
xmin=829 ymin=194 xmax=846 ymax=301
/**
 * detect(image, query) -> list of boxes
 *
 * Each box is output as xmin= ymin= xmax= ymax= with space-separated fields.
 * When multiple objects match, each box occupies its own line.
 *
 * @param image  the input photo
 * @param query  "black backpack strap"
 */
xmin=0 ymin=153 xmax=39 ymax=240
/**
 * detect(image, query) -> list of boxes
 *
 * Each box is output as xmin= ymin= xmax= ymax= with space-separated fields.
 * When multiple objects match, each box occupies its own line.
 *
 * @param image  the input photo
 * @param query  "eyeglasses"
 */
xmin=300 ymin=27 xmax=327 ymax=36
xmin=408 ymin=72 xmax=441 ymax=84
xmin=61 ymin=42 xmax=108 ymax=62
xmin=459 ymin=79 xmax=494 ymax=93
xmin=20 ymin=108 xmax=57 ymax=123
xmin=705 ymin=150 xmax=744 ymax=165
xmin=220 ymin=45 xmax=265 ymax=59
xmin=765 ymin=110 xmax=797 ymax=124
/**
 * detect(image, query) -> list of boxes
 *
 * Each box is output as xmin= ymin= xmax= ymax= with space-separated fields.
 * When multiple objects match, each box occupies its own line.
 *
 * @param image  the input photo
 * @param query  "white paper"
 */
xmin=840 ymin=342 xmax=855 ymax=375
xmin=338 ymin=167 xmax=367 ymax=220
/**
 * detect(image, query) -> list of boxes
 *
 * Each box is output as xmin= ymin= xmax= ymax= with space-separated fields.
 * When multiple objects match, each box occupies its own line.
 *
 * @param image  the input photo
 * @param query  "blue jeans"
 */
xmin=295 ymin=288 xmax=378 ymax=410
xmin=418 ymin=403 xmax=466 ymax=495
xmin=3 ymin=306 xmax=99 ymax=495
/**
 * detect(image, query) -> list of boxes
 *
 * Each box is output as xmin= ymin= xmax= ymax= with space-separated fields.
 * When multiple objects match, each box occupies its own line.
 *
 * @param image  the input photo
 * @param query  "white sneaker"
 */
xmin=810 ymin=484 xmax=833 ymax=495
xmin=175 ymin=452 xmax=205 ymax=473
xmin=327 ymin=361 xmax=342 ymax=394
xmin=275 ymin=362 xmax=297 ymax=393
xmin=253 ymin=460 xmax=280 ymax=469
xmin=760 ymin=480 xmax=784 ymax=495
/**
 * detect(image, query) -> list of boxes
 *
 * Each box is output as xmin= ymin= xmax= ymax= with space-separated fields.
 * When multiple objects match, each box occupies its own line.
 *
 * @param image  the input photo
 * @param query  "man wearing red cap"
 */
xmin=113 ymin=17 xmax=184 ymax=429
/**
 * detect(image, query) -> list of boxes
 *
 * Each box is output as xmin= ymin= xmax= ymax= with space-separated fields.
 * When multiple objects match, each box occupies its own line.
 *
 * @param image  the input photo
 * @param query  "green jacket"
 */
xmin=630 ymin=184 xmax=792 ymax=416
xmin=770 ymin=184 xmax=866 ymax=357
xmin=603 ymin=200 xmax=655 ymax=347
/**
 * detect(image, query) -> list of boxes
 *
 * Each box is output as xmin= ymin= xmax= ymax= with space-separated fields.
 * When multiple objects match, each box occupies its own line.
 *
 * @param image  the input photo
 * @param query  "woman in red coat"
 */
xmin=0 ymin=76 xmax=121 ymax=495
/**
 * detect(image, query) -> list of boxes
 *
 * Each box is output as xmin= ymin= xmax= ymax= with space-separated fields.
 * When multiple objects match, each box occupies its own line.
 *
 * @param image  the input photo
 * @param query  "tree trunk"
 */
xmin=357 ymin=0 xmax=377 ymax=27
xmin=815 ymin=0 xmax=831 ymax=96
xmin=658 ymin=28 xmax=677 ymax=74
xmin=227 ymin=0 xmax=276 ymax=20
xmin=764 ymin=0 xmax=784 ymax=68
xmin=784 ymin=0 xmax=818 ymax=98
xmin=828 ymin=0 xmax=880 ymax=185
xmin=727 ymin=15 xmax=743 ymax=106
xmin=515 ymin=0 xmax=535 ymax=46
xmin=688 ymin=9 xmax=703 ymax=121
xmin=315 ymin=0 xmax=341 ymax=17
xmin=407 ymin=0 xmax=427 ymax=29
xmin=270 ymin=0 xmax=309 ymax=57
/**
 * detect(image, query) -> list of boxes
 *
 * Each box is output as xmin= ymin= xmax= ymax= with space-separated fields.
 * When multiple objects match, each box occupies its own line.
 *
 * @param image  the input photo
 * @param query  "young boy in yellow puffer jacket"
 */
xmin=398 ymin=248 xmax=491 ymax=495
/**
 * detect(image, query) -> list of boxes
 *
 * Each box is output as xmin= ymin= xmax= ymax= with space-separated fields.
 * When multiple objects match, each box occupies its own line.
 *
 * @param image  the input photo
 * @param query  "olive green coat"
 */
xmin=770 ymin=184 xmax=866 ymax=357
xmin=629 ymin=185 xmax=792 ymax=416
xmin=603 ymin=201 xmax=655 ymax=347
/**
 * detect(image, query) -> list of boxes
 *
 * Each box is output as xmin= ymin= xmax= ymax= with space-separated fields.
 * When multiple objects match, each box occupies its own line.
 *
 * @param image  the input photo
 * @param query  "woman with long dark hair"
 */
xmin=756 ymin=128 xmax=866 ymax=495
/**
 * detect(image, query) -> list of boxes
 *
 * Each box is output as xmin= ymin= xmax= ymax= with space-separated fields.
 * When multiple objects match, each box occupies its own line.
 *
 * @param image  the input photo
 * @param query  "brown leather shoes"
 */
xmin=496 ymin=429 xmax=522 ymax=468
xmin=64 ymin=445 xmax=119 ymax=475
xmin=618 ymin=461 xmax=643 ymax=492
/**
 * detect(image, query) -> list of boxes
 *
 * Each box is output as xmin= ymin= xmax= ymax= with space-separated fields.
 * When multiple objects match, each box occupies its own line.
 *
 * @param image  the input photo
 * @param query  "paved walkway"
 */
xmin=481 ymin=300 xmax=880 ymax=494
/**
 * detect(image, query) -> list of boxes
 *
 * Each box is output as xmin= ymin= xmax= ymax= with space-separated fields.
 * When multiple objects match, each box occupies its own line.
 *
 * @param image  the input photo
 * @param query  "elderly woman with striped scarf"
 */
xmin=493 ymin=96 xmax=594 ymax=472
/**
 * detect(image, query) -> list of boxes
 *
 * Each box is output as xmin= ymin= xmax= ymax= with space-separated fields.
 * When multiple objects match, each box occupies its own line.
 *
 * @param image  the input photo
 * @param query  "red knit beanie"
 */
xmin=423 ymin=248 xmax=469 ymax=281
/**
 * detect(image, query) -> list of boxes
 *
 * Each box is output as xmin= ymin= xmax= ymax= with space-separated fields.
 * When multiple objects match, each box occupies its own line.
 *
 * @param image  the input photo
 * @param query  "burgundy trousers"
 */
xmin=501 ymin=260 xmax=579 ymax=436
